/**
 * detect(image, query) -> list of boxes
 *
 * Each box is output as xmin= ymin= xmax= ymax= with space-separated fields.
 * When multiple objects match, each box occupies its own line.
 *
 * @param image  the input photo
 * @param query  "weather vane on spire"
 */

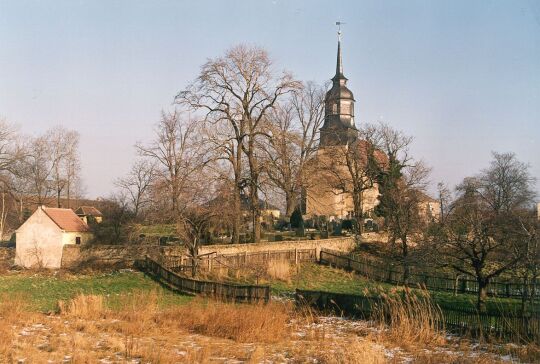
xmin=336 ymin=21 xmax=345 ymax=41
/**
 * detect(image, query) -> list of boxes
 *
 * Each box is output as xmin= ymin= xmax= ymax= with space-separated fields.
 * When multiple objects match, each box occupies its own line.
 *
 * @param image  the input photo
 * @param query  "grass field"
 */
xmin=0 ymin=271 xmax=192 ymax=312
xmin=1 ymin=265 xmax=538 ymax=362
xmin=0 ymin=263 xmax=528 ymax=315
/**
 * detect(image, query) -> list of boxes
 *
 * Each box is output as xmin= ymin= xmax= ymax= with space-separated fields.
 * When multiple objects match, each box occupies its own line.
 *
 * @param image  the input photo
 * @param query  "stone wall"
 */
xmin=61 ymin=244 xmax=185 ymax=269
xmin=60 ymin=237 xmax=356 ymax=269
xmin=199 ymin=237 xmax=355 ymax=259
xmin=0 ymin=247 xmax=15 ymax=270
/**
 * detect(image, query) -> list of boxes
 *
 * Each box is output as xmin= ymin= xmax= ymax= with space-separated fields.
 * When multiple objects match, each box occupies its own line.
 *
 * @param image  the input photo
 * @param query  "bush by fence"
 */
xmin=320 ymin=249 xmax=538 ymax=299
xmin=295 ymin=289 xmax=540 ymax=342
xmin=136 ymin=256 xmax=270 ymax=303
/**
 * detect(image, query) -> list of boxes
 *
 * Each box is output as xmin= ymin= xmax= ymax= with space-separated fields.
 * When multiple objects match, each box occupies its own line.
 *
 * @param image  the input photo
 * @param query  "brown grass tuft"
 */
xmin=266 ymin=259 xmax=291 ymax=282
xmin=58 ymin=294 xmax=105 ymax=319
xmin=371 ymin=287 xmax=446 ymax=349
xmin=160 ymin=299 xmax=290 ymax=343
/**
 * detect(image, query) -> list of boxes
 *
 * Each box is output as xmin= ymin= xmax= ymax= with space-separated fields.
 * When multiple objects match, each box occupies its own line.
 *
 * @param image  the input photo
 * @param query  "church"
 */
xmin=304 ymin=32 xmax=440 ymax=224
xmin=304 ymin=32 xmax=384 ymax=221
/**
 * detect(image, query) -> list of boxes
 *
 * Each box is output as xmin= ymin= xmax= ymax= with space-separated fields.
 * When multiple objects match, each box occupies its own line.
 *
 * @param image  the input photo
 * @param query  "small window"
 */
xmin=75 ymin=237 xmax=81 ymax=245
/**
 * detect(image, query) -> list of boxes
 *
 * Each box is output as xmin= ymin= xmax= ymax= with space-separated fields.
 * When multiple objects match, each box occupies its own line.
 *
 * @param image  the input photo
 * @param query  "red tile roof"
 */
xmin=42 ymin=207 xmax=90 ymax=232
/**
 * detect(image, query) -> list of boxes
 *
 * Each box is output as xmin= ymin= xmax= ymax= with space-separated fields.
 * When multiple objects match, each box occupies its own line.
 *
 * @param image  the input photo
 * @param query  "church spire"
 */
xmin=336 ymin=33 xmax=343 ymax=78
xmin=320 ymin=22 xmax=357 ymax=147
xmin=333 ymin=22 xmax=347 ymax=81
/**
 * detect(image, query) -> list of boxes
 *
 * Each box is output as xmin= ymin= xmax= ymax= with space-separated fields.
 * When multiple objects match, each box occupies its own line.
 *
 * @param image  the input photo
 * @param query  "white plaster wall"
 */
xmin=61 ymin=232 xmax=93 ymax=246
xmin=15 ymin=208 xmax=64 ymax=269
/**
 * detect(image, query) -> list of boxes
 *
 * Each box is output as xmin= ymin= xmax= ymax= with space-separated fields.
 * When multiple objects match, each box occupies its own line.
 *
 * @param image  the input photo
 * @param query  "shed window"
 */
xmin=75 ymin=236 xmax=81 ymax=245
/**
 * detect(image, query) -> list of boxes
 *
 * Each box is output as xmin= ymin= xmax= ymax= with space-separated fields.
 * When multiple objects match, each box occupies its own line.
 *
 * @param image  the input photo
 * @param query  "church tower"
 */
xmin=319 ymin=31 xmax=358 ymax=147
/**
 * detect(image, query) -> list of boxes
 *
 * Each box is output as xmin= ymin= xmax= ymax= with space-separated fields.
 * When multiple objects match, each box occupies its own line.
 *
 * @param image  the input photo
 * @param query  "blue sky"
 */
xmin=0 ymin=0 xmax=539 ymax=198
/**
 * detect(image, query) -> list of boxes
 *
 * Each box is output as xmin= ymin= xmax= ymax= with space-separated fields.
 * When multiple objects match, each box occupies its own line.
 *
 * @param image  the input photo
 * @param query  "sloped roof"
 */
xmin=75 ymin=206 xmax=103 ymax=217
xmin=42 ymin=207 xmax=90 ymax=232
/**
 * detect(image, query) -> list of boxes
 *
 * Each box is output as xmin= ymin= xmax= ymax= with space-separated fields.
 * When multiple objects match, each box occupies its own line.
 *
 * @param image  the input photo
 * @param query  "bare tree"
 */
xmin=115 ymin=159 xmax=156 ymax=219
xmin=177 ymin=45 xmax=300 ymax=243
xmin=24 ymin=135 xmax=54 ymax=204
xmin=0 ymin=119 xmax=24 ymax=175
xmin=0 ymin=119 xmax=25 ymax=237
xmin=136 ymin=110 xmax=208 ymax=217
xmin=438 ymin=152 xmax=537 ymax=311
xmin=177 ymin=204 xmax=217 ymax=277
xmin=512 ymin=214 xmax=539 ymax=314
xmin=45 ymin=127 xmax=80 ymax=208
xmin=371 ymin=122 xmax=431 ymax=283
xmin=479 ymin=152 xmax=536 ymax=214
xmin=263 ymin=82 xmax=325 ymax=218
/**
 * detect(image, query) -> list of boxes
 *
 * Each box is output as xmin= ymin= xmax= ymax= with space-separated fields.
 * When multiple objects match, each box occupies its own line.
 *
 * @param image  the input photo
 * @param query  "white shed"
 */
xmin=15 ymin=206 xmax=93 ymax=269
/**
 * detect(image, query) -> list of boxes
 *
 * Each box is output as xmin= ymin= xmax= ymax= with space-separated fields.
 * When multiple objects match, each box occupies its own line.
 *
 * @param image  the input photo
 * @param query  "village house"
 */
xmin=15 ymin=206 xmax=93 ymax=269
xmin=75 ymin=205 xmax=104 ymax=224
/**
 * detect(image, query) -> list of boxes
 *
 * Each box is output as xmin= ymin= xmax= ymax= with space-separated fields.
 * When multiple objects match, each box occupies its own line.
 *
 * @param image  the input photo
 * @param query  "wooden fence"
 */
xmin=320 ymin=249 xmax=538 ymax=299
xmin=136 ymin=256 xmax=270 ymax=303
xmin=295 ymin=289 xmax=540 ymax=342
xmin=163 ymin=248 xmax=318 ymax=273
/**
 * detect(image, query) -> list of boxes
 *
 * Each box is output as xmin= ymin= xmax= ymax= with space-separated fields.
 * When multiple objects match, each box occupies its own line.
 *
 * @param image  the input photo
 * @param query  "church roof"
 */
xmin=326 ymin=36 xmax=354 ymax=101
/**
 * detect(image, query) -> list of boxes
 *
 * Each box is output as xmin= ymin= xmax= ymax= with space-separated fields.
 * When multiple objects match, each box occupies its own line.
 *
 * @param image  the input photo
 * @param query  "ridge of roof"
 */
xmin=42 ymin=206 xmax=90 ymax=232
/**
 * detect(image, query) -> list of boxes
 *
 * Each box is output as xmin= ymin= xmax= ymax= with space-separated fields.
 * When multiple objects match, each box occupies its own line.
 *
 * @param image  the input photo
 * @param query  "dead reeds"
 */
xmin=370 ymin=287 xmax=446 ymax=349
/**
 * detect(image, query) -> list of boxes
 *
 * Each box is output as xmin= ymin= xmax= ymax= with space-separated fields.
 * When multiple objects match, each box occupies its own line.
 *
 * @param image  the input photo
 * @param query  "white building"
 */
xmin=15 ymin=206 xmax=93 ymax=269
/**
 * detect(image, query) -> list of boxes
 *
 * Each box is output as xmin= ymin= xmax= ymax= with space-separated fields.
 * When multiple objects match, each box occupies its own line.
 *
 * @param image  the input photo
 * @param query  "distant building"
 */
xmin=240 ymin=194 xmax=281 ymax=220
xmin=75 ymin=206 xmax=104 ymax=224
xmin=15 ymin=206 xmax=93 ymax=269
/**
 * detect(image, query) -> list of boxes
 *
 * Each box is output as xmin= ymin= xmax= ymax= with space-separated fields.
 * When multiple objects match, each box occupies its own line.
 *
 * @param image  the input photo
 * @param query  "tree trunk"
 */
xmin=401 ymin=236 xmax=409 ymax=285
xmin=477 ymin=277 xmax=489 ymax=312
xmin=285 ymin=192 xmax=296 ymax=219
xmin=231 ymin=179 xmax=241 ymax=244
xmin=521 ymin=275 xmax=530 ymax=315
xmin=251 ymin=187 xmax=261 ymax=243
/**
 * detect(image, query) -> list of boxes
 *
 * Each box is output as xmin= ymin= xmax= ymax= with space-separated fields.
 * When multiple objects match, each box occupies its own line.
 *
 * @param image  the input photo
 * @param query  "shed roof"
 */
xmin=42 ymin=207 xmax=90 ymax=232
xmin=75 ymin=206 xmax=103 ymax=217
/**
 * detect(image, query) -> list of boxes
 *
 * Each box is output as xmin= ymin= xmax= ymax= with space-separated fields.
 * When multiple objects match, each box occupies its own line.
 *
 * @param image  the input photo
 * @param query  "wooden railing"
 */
xmin=136 ymin=256 xmax=270 ymax=303
xmin=296 ymin=289 xmax=540 ymax=342
xmin=320 ymin=249 xmax=538 ymax=299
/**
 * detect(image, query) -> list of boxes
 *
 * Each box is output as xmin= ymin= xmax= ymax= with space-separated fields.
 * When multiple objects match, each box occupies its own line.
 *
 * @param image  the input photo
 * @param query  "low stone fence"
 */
xmin=60 ymin=237 xmax=355 ymax=270
xmin=199 ymin=237 xmax=355 ymax=258
xmin=61 ymin=244 xmax=185 ymax=269
xmin=0 ymin=247 xmax=15 ymax=270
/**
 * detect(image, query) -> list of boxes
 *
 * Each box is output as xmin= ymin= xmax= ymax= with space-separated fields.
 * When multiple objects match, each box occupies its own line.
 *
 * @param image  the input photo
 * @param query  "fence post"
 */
xmin=295 ymin=248 xmax=298 ymax=265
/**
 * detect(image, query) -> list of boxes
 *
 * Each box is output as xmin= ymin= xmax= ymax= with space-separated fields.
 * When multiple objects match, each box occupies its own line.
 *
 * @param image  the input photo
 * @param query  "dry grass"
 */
xmin=370 ymin=287 xmax=446 ymax=349
xmin=0 ymin=289 xmax=531 ymax=363
xmin=266 ymin=258 xmax=291 ymax=282
xmin=158 ymin=299 xmax=290 ymax=343
xmin=307 ymin=339 xmax=387 ymax=363
xmin=57 ymin=294 xmax=105 ymax=319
